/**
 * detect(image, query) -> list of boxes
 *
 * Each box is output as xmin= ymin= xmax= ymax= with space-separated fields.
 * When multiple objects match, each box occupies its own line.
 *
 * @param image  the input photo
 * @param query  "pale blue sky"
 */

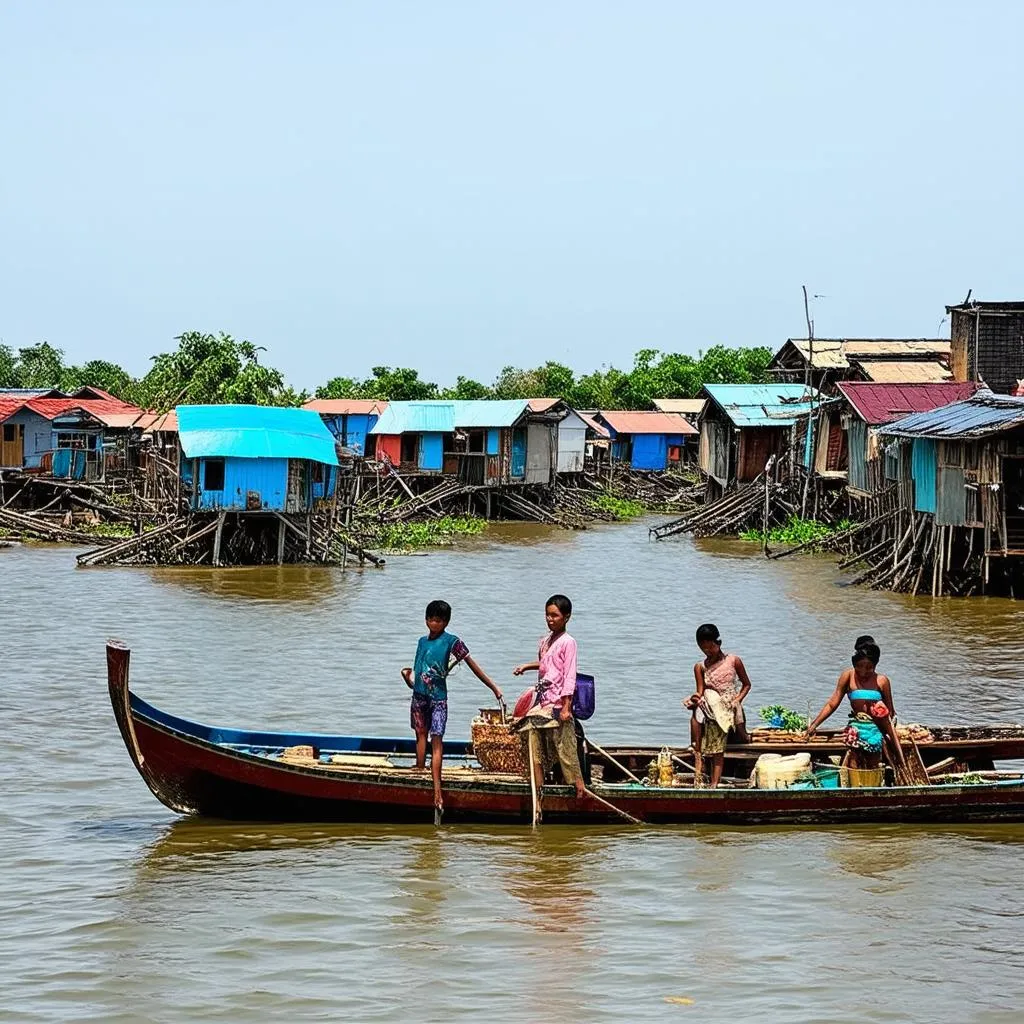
xmin=2 ymin=1 xmax=1021 ymax=389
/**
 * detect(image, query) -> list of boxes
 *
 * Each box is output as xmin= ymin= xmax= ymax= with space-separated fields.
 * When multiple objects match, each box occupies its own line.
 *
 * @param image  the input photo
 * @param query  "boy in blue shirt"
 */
xmin=402 ymin=600 xmax=503 ymax=812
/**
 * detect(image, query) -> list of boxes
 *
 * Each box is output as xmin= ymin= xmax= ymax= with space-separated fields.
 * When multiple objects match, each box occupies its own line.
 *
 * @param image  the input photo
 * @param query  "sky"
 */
xmin=2 ymin=1 xmax=1023 ymax=391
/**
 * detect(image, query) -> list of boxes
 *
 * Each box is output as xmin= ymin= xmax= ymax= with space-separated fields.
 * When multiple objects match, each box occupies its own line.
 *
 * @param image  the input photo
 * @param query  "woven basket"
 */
xmin=471 ymin=718 xmax=527 ymax=775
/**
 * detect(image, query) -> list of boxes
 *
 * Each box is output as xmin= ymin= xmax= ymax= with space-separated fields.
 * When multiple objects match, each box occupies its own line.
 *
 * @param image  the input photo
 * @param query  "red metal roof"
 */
xmin=0 ymin=397 xmax=25 ymax=423
xmin=837 ymin=381 xmax=980 ymax=425
xmin=576 ymin=411 xmax=610 ymax=439
xmin=303 ymin=399 xmax=388 ymax=416
xmin=598 ymin=410 xmax=697 ymax=436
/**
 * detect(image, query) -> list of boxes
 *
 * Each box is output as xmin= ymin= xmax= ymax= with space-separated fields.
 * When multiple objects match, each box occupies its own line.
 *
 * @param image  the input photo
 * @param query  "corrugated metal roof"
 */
xmin=651 ymin=398 xmax=707 ymax=416
xmin=701 ymin=384 xmax=820 ymax=427
xmin=302 ymin=399 xmax=388 ymax=416
xmin=838 ymin=382 xmax=980 ymax=426
xmin=779 ymin=338 xmax=950 ymax=370
xmin=137 ymin=410 xmax=178 ymax=433
xmin=452 ymin=400 xmax=529 ymax=428
xmin=370 ymin=402 xmax=455 ymax=435
xmin=527 ymin=397 xmax=561 ymax=413
xmin=854 ymin=360 xmax=953 ymax=383
xmin=598 ymin=410 xmax=697 ymax=436
xmin=370 ymin=400 xmax=529 ymax=434
xmin=576 ymin=411 xmax=610 ymax=439
xmin=177 ymin=405 xmax=339 ymax=464
xmin=878 ymin=391 xmax=1024 ymax=439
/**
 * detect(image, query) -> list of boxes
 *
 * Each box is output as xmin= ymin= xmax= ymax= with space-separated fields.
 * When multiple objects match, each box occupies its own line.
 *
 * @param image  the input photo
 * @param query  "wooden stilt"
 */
xmin=212 ymin=510 xmax=226 ymax=566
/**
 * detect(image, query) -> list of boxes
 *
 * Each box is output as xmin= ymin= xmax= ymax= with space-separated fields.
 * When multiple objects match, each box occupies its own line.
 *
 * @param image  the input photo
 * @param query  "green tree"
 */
xmin=138 ymin=331 xmax=292 ymax=408
xmin=315 ymin=376 xmax=363 ymax=400
xmin=440 ymin=375 xmax=492 ymax=400
xmin=359 ymin=366 xmax=439 ymax=401
xmin=15 ymin=342 xmax=66 ymax=389
xmin=0 ymin=344 xmax=19 ymax=388
xmin=62 ymin=359 xmax=138 ymax=402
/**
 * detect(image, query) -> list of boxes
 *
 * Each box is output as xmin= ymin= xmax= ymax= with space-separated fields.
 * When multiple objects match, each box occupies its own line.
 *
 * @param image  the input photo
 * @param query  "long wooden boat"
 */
xmin=107 ymin=641 xmax=1024 ymax=825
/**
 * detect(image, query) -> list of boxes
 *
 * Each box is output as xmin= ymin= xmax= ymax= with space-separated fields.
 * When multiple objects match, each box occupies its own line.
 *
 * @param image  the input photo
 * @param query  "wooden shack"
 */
xmin=593 ymin=411 xmax=696 ymax=472
xmin=177 ymin=405 xmax=339 ymax=513
xmin=879 ymin=391 xmax=1024 ymax=563
xmin=303 ymin=399 xmax=386 ymax=459
xmin=947 ymin=300 xmax=1024 ymax=395
xmin=698 ymin=384 xmax=819 ymax=494
xmin=768 ymin=338 xmax=951 ymax=392
xmin=836 ymin=382 xmax=979 ymax=496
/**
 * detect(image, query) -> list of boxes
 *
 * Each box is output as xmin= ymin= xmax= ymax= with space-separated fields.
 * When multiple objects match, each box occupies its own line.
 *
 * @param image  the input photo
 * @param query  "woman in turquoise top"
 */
xmin=807 ymin=638 xmax=905 ymax=771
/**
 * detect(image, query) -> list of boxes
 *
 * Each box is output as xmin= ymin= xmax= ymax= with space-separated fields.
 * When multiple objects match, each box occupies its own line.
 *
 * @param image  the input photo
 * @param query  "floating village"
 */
xmin=3 ymin=297 xmax=1024 ymax=599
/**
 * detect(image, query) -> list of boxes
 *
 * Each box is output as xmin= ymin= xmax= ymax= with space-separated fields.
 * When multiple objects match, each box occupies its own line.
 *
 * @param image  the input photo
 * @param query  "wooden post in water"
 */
xmin=212 ymin=510 xmax=226 ymax=566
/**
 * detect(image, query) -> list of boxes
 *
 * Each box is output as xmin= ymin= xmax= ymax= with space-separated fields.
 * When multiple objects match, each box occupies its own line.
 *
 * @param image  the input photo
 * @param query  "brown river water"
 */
xmin=3 ymin=523 xmax=1024 ymax=1022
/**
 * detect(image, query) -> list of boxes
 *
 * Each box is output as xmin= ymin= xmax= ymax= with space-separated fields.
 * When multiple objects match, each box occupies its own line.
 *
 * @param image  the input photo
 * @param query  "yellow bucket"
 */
xmin=844 ymin=766 xmax=885 ymax=788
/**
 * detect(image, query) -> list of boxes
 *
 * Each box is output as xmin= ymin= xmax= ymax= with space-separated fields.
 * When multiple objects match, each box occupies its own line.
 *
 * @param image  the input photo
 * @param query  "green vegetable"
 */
xmin=758 ymin=704 xmax=809 ymax=732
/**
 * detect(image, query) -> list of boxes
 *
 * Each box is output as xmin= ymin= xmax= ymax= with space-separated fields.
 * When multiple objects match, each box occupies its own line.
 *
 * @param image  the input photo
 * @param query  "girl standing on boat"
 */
xmin=690 ymin=623 xmax=753 ymax=788
xmin=513 ymin=594 xmax=586 ymax=805
xmin=807 ymin=641 xmax=905 ymax=771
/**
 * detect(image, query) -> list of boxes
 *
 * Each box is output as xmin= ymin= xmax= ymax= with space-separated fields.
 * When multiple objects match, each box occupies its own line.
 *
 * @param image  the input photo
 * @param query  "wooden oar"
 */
xmin=588 ymin=739 xmax=643 ymax=785
xmin=585 ymin=787 xmax=642 ymax=825
xmin=527 ymin=734 xmax=539 ymax=827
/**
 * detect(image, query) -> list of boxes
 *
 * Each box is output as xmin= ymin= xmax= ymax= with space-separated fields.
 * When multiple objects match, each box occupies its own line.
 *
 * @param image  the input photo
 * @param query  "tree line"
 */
xmin=0 ymin=332 xmax=772 ymax=410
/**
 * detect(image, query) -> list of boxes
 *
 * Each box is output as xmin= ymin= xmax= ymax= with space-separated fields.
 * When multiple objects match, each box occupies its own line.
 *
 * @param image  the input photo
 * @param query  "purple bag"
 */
xmin=572 ymin=673 xmax=596 ymax=721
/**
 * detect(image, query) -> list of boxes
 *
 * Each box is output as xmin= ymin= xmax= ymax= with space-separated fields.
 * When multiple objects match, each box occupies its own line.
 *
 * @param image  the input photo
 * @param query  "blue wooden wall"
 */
xmin=418 ymin=433 xmax=444 ymax=471
xmin=195 ymin=457 xmax=290 ymax=511
xmin=912 ymin=438 xmax=937 ymax=514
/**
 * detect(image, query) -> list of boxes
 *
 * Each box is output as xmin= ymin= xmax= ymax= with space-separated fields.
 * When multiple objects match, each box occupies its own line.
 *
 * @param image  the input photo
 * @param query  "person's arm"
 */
xmin=807 ymin=675 xmax=847 ymax=735
xmin=732 ymin=656 xmax=752 ymax=706
xmin=402 ymin=667 xmax=414 ymax=688
xmin=879 ymin=675 xmax=897 ymax=720
xmin=693 ymin=662 xmax=705 ymax=697
xmin=464 ymin=654 xmax=503 ymax=702
xmin=513 ymin=661 xmax=540 ymax=676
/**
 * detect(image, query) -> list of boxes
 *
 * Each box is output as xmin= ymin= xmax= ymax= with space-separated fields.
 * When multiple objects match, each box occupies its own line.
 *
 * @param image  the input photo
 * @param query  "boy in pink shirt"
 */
xmin=513 ymin=594 xmax=585 ymax=802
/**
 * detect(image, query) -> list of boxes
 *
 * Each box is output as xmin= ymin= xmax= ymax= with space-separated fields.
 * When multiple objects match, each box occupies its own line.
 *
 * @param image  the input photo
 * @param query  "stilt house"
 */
xmin=878 ymin=390 xmax=1024 ymax=558
xmin=835 ymin=381 xmax=979 ymax=496
xmin=593 ymin=411 xmax=696 ymax=471
xmin=302 ymin=399 xmax=386 ymax=458
xmin=177 ymin=405 xmax=339 ymax=513
xmin=698 ymin=384 xmax=820 ymax=493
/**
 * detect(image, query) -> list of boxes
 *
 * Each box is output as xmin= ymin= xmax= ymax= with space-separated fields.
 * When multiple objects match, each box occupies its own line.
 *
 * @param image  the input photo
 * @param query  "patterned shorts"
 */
xmin=410 ymin=694 xmax=448 ymax=737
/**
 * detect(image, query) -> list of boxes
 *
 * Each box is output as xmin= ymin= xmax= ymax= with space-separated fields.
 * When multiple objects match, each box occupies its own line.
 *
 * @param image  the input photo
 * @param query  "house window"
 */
xmin=203 ymin=458 xmax=226 ymax=491
xmin=2 ymin=424 xmax=14 ymax=442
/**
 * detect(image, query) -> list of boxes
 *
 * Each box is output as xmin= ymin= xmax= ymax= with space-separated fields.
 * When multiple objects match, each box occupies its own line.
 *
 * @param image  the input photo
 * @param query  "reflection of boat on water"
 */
xmin=108 ymin=641 xmax=1024 ymax=826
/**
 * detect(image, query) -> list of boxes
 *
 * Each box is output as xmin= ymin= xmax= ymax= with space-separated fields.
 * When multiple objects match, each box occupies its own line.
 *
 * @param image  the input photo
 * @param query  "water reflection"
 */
xmin=144 ymin=564 xmax=347 ymax=603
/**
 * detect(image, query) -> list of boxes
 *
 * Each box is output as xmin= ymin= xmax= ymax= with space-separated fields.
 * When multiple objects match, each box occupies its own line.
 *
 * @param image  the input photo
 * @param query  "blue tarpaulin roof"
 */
xmin=370 ymin=400 xmax=529 ymax=434
xmin=877 ymin=390 xmax=1024 ymax=440
xmin=701 ymin=384 xmax=820 ymax=427
xmin=177 ymin=405 xmax=340 ymax=464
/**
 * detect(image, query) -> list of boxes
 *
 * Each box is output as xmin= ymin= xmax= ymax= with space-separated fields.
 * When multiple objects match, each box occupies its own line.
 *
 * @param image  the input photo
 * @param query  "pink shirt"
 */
xmin=536 ymin=632 xmax=578 ymax=709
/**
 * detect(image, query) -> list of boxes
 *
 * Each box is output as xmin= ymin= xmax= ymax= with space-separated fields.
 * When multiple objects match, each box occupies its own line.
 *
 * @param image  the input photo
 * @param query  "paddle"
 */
xmin=527 ymin=733 xmax=540 ymax=827
xmin=585 ymin=786 xmax=642 ymax=825
xmin=587 ymin=739 xmax=644 ymax=785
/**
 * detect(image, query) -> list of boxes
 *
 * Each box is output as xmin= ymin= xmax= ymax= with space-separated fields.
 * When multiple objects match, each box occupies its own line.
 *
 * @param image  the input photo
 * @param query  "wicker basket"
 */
xmin=471 ymin=717 xmax=527 ymax=775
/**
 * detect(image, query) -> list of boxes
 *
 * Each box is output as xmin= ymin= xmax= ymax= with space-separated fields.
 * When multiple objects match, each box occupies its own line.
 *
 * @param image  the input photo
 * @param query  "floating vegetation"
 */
xmin=740 ymin=515 xmax=856 ymax=547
